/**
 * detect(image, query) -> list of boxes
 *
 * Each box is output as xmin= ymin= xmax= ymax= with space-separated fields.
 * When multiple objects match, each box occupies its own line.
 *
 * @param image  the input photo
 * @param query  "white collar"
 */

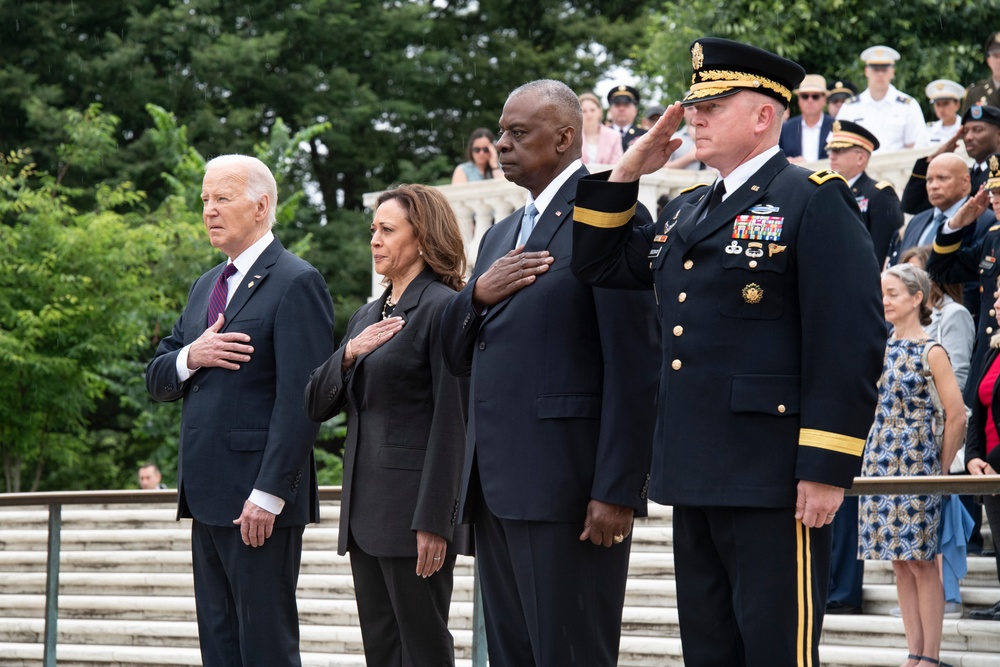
xmin=525 ymin=160 xmax=583 ymax=216
xmin=230 ymin=231 xmax=275 ymax=278
xmin=715 ymin=146 xmax=781 ymax=201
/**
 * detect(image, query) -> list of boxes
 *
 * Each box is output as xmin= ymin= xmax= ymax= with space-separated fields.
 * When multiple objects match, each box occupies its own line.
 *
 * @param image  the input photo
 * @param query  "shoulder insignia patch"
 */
xmin=875 ymin=180 xmax=894 ymax=191
xmin=680 ymin=183 xmax=711 ymax=194
xmin=896 ymin=96 xmax=911 ymax=105
xmin=808 ymin=169 xmax=847 ymax=186
xmin=990 ymin=225 xmax=1000 ymax=233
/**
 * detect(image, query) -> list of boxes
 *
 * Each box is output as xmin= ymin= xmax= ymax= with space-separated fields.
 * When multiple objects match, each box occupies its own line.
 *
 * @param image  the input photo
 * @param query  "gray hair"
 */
xmin=205 ymin=154 xmax=278 ymax=228
xmin=883 ymin=263 xmax=932 ymax=326
xmin=509 ymin=79 xmax=583 ymax=132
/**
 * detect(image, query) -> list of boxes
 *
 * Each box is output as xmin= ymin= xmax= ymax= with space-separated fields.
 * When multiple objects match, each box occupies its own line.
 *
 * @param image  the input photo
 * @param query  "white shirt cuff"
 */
xmin=249 ymin=489 xmax=285 ymax=515
xmin=942 ymin=218 xmax=963 ymax=235
xmin=175 ymin=345 xmax=195 ymax=382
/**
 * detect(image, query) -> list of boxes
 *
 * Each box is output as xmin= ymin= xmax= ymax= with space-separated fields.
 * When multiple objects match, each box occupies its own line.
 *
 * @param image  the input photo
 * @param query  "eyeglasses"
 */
xmin=798 ymin=93 xmax=825 ymax=101
xmin=472 ymin=147 xmax=491 ymax=154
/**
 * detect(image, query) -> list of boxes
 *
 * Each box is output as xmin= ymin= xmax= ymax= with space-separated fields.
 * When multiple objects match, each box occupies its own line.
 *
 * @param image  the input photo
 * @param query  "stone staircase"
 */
xmin=0 ymin=501 xmax=997 ymax=666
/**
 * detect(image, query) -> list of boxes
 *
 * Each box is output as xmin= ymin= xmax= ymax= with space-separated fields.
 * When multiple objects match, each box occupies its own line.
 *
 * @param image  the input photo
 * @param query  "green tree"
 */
xmin=637 ymin=1 xmax=997 ymax=119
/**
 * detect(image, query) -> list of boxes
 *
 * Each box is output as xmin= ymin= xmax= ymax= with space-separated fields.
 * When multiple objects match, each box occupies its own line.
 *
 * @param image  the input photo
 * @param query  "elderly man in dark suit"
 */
xmin=440 ymin=79 xmax=659 ymax=667
xmin=779 ymin=73 xmax=836 ymax=163
xmin=146 ymin=155 xmax=334 ymax=667
xmin=572 ymin=38 xmax=885 ymax=666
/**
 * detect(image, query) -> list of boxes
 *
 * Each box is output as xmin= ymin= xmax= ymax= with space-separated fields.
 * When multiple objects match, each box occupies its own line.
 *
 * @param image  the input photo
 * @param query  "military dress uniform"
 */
xmin=573 ymin=37 xmax=886 ymax=667
xmin=962 ymin=79 xmax=1000 ymax=115
xmin=836 ymin=85 xmax=928 ymax=152
xmin=851 ymin=174 xmax=903 ymax=263
xmin=607 ymin=85 xmax=647 ymax=151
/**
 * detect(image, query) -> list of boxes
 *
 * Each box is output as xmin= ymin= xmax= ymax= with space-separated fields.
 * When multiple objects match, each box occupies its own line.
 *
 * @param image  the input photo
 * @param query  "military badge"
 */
xmin=748 ymin=204 xmax=780 ymax=215
xmin=724 ymin=240 xmax=743 ymax=255
xmin=692 ymin=42 xmax=704 ymax=70
xmin=855 ymin=196 xmax=869 ymax=213
xmin=745 ymin=242 xmax=764 ymax=258
xmin=742 ymin=283 xmax=764 ymax=304
xmin=972 ymin=105 xmax=984 ymax=120
xmin=768 ymin=243 xmax=786 ymax=257
xmin=653 ymin=235 xmax=668 ymax=243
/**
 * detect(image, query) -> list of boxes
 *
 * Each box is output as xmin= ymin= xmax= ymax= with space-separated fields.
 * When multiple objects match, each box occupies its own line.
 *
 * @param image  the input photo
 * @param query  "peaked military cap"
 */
xmin=825 ymin=120 xmax=879 ymax=153
xmin=608 ymin=85 xmax=640 ymax=106
xmin=860 ymin=45 xmax=900 ymax=65
xmin=925 ymin=79 xmax=965 ymax=102
xmin=963 ymin=104 xmax=1000 ymax=129
xmin=827 ymin=80 xmax=857 ymax=103
xmin=681 ymin=37 xmax=805 ymax=106
xmin=985 ymin=153 xmax=1000 ymax=191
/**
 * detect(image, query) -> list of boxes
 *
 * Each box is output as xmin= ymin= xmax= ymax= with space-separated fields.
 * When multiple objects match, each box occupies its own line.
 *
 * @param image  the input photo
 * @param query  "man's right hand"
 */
xmin=610 ymin=101 xmax=686 ymax=183
xmin=472 ymin=248 xmax=553 ymax=310
xmin=187 ymin=314 xmax=254 ymax=371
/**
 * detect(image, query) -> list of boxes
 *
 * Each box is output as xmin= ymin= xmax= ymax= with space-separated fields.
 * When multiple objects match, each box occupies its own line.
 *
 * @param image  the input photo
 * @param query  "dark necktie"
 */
xmin=706 ymin=181 xmax=726 ymax=214
xmin=207 ymin=263 xmax=238 ymax=327
xmin=920 ymin=212 xmax=947 ymax=246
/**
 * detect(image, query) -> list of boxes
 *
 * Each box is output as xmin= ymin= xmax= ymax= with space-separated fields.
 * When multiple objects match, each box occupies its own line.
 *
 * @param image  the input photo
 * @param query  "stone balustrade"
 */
xmin=363 ymin=147 xmax=940 ymax=298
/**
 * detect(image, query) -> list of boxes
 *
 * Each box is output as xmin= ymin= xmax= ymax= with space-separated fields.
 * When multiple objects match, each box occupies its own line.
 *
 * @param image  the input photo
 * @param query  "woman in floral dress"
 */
xmin=859 ymin=263 xmax=965 ymax=667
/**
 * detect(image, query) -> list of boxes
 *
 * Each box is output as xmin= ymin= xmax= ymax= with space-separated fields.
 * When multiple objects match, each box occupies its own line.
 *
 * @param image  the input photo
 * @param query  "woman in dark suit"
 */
xmin=304 ymin=184 xmax=470 ymax=666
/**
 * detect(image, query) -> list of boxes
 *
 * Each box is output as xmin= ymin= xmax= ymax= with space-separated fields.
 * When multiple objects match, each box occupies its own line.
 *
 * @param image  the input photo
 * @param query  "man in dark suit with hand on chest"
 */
xmin=441 ymin=79 xmax=658 ymax=667
xmin=146 ymin=154 xmax=334 ymax=667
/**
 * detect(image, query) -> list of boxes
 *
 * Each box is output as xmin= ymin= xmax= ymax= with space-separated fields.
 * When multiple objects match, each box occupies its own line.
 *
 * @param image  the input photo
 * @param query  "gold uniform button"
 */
xmin=748 ymin=260 xmax=758 ymax=268
xmin=778 ymin=404 xmax=786 ymax=414
xmin=991 ymin=309 xmax=997 ymax=317
xmin=678 ymin=292 xmax=687 ymax=302
xmin=673 ymin=325 xmax=683 ymax=336
xmin=683 ymin=259 xmax=694 ymax=270
xmin=989 ymin=327 xmax=995 ymax=335
xmin=671 ymin=359 xmax=682 ymax=370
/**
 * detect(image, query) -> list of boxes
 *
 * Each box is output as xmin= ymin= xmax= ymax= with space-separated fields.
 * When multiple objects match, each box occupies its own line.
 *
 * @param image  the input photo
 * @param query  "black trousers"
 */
xmin=191 ymin=520 xmax=304 ymax=667
xmin=348 ymin=534 xmax=457 ymax=667
xmin=473 ymin=490 xmax=632 ymax=667
xmin=673 ymin=505 xmax=832 ymax=667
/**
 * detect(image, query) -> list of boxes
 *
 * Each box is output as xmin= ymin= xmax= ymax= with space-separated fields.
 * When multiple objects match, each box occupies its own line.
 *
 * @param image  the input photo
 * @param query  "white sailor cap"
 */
xmin=860 ymin=45 xmax=900 ymax=66
xmin=925 ymin=79 xmax=965 ymax=102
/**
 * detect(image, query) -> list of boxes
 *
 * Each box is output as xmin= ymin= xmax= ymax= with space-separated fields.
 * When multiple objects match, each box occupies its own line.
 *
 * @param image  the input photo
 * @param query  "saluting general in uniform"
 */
xmin=572 ymin=38 xmax=886 ymax=666
xmin=826 ymin=120 xmax=903 ymax=266
xmin=836 ymin=45 xmax=928 ymax=152
xmin=962 ymin=32 xmax=1000 ymax=114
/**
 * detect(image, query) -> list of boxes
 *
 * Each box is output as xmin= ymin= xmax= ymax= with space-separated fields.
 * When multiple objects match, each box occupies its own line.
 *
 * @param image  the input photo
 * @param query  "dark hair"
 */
xmin=899 ymin=245 xmax=964 ymax=307
xmin=884 ymin=263 xmax=933 ymax=326
xmin=465 ymin=128 xmax=496 ymax=162
xmin=375 ymin=184 xmax=467 ymax=292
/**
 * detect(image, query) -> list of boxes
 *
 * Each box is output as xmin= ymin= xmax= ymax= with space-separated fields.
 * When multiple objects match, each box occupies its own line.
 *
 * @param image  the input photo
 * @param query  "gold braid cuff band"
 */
xmin=799 ymin=428 xmax=864 ymax=457
xmin=574 ymin=203 xmax=637 ymax=229
xmin=688 ymin=69 xmax=792 ymax=103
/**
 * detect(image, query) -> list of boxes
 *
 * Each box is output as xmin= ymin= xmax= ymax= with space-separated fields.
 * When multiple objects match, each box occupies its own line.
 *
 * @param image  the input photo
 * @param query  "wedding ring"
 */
xmin=613 ymin=534 xmax=624 ymax=544
xmin=433 ymin=557 xmax=441 ymax=561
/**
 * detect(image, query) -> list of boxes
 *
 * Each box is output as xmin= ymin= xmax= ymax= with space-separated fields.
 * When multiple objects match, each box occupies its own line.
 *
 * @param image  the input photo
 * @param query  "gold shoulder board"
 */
xmin=990 ymin=224 xmax=1000 ymax=233
xmin=808 ymin=170 xmax=847 ymax=186
xmin=680 ymin=183 xmax=711 ymax=194
xmin=875 ymin=180 xmax=894 ymax=190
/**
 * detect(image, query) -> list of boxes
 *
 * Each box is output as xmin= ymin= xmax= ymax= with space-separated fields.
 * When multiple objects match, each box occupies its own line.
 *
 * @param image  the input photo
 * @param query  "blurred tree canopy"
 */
xmin=0 ymin=0 xmax=658 ymax=491
xmin=636 ymin=1 xmax=998 ymax=119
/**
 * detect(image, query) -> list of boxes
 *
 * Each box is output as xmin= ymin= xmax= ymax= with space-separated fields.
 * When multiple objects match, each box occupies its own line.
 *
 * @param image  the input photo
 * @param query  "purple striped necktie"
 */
xmin=206 ymin=263 xmax=238 ymax=327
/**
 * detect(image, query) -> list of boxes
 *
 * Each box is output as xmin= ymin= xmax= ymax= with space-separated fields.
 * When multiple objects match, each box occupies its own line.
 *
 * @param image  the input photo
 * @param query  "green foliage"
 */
xmin=639 ymin=1 xmax=999 ymax=119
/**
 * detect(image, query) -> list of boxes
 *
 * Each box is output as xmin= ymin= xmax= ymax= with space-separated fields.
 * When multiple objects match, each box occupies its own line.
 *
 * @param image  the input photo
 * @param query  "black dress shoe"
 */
xmin=826 ymin=601 xmax=862 ymax=615
xmin=968 ymin=600 xmax=1000 ymax=620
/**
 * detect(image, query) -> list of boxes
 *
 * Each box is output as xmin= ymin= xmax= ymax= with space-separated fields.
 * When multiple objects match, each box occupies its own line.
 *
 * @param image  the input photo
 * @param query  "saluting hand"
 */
xmin=187 ymin=314 xmax=254 ymax=371
xmin=610 ymin=102 xmax=686 ymax=183
xmin=472 ymin=248 xmax=554 ymax=310
xmin=949 ymin=184 xmax=990 ymax=230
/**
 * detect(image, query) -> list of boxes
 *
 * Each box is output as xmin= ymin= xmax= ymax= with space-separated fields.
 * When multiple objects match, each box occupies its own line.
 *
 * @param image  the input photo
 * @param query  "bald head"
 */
xmin=926 ymin=153 xmax=971 ymax=210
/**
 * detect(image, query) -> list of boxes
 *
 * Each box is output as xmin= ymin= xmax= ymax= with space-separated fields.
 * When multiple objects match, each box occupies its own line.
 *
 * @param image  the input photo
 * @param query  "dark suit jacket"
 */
xmin=778 ymin=114 xmax=835 ymax=160
xmin=146 ymin=238 xmax=334 ymax=528
xmin=573 ymin=153 xmax=885 ymax=507
xmin=440 ymin=166 xmax=659 ymax=524
xmin=304 ymin=267 xmax=471 ymax=557
xmin=850 ymin=171 xmax=903 ymax=264
xmin=927 ymin=221 xmax=1000 ymax=404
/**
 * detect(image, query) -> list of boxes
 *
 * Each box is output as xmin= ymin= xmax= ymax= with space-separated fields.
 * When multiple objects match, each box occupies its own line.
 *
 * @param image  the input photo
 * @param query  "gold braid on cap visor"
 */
xmin=687 ymin=69 xmax=792 ymax=103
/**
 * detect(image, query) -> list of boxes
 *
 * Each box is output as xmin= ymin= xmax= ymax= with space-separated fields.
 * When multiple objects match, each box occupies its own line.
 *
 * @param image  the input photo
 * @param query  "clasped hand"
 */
xmin=187 ymin=314 xmax=253 ymax=371
xmin=579 ymin=499 xmax=634 ymax=548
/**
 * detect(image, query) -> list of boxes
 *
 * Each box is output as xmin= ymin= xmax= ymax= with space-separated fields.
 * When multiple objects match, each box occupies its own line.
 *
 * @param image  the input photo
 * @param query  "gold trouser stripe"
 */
xmin=796 ymin=521 xmax=813 ymax=667
xmin=574 ymin=203 xmax=637 ymax=229
xmin=799 ymin=428 xmax=864 ymax=456
xmin=932 ymin=239 xmax=962 ymax=254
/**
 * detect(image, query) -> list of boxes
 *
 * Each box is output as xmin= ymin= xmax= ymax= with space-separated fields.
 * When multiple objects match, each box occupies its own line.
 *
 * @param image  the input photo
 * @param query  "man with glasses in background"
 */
xmin=779 ymin=74 xmax=835 ymax=163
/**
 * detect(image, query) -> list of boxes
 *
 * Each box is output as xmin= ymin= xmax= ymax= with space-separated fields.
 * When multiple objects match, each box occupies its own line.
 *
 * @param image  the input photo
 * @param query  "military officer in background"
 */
xmin=572 ymin=37 xmax=885 ymax=666
xmin=961 ymin=32 xmax=1000 ymax=114
xmin=925 ymin=79 xmax=965 ymax=145
xmin=825 ymin=80 xmax=857 ymax=119
xmin=826 ymin=120 xmax=903 ymax=266
xmin=836 ymin=45 xmax=928 ymax=152
xmin=606 ymin=85 xmax=647 ymax=151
